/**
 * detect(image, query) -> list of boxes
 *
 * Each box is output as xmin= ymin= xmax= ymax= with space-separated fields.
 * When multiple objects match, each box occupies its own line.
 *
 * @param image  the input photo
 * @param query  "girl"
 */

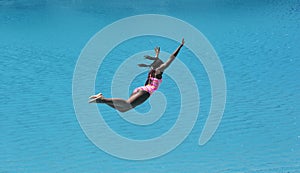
xmin=89 ymin=38 xmax=185 ymax=112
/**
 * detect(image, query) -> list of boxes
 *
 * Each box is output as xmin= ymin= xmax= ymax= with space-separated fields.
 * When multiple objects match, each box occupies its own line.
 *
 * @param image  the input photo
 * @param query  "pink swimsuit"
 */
xmin=133 ymin=77 xmax=162 ymax=95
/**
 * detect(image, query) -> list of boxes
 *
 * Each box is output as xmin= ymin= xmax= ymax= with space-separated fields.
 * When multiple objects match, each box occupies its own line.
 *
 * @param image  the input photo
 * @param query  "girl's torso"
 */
xmin=135 ymin=69 xmax=163 ymax=95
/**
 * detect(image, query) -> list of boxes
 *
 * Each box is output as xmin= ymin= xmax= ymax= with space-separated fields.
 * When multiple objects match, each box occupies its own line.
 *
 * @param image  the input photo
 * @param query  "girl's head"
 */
xmin=150 ymin=58 xmax=164 ymax=69
xmin=137 ymin=56 xmax=164 ymax=69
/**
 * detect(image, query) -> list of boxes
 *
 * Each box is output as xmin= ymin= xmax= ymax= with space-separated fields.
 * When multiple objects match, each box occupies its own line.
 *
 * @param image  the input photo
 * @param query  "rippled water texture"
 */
xmin=1 ymin=0 xmax=300 ymax=172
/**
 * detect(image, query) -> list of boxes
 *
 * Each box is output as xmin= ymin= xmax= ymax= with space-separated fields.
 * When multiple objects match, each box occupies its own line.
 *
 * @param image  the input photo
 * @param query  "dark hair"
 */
xmin=150 ymin=59 xmax=164 ymax=69
xmin=144 ymin=69 xmax=156 ymax=86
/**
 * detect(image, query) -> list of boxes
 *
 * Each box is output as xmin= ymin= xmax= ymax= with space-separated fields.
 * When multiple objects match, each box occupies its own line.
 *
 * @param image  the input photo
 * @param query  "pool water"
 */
xmin=1 ymin=0 xmax=300 ymax=172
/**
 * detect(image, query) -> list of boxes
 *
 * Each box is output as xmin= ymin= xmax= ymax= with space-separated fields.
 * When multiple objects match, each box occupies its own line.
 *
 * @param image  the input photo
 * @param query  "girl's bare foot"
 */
xmin=88 ymin=93 xmax=103 ymax=103
xmin=89 ymin=93 xmax=102 ymax=99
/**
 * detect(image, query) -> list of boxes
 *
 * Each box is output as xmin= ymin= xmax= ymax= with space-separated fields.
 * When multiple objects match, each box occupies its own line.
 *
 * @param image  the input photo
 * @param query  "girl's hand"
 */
xmin=138 ymin=64 xmax=150 ymax=67
xmin=181 ymin=38 xmax=185 ymax=46
xmin=155 ymin=47 xmax=160 ymax=55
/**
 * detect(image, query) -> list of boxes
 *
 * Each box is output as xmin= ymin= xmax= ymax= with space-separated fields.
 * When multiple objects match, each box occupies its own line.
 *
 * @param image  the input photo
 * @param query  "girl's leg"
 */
xmin=95 ymin=90 xmax=150 ymax=112
xmin=98 ymin=97 xmax=132 ymax=112
xmin=127 ymin=90 xmax=150 ymax=108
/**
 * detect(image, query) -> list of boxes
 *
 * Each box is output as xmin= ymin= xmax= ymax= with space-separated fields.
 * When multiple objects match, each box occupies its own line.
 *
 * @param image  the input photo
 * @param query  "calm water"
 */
xmin=1 ymin=0 xmax=300 ymax=172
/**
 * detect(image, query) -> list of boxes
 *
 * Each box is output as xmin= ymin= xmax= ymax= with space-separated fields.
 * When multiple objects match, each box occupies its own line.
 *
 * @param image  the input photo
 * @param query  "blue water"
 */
xmin=1 ymin=0 xmax=300 ymax=172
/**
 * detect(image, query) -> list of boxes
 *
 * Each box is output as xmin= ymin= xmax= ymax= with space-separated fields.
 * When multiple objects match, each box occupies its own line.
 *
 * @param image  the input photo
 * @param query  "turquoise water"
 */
xmin=1 ymin=0 xmax=300 ymax=172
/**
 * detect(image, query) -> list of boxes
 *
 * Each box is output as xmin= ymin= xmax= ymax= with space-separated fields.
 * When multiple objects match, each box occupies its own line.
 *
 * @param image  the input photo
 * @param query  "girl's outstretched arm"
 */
xmin=144 ymin=55 xmax=156 ymax=60
xmin=157 ymin=38 xmax=184 ymax=72
xmin=138 ymin=47 xmax=160 ymax=67
xmin=138 ymin=63 xmax=151 ymax=67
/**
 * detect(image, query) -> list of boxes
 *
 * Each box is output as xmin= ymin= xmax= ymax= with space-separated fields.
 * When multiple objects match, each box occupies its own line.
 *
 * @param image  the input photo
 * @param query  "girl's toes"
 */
xmin=89 ymin=93 xmax=102 ymax=99
xmin=89 ymin=95 xmax=97 ymax=99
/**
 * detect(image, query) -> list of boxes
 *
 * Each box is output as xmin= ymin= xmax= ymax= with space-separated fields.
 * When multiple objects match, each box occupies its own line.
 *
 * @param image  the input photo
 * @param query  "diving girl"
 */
xmin=89 ymin=38 xmax=185 ymax=112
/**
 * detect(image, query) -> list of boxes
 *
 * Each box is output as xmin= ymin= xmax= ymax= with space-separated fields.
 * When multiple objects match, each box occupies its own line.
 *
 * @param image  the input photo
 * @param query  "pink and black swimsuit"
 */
xmin=133 ymin=69 xmax=163 ymax=95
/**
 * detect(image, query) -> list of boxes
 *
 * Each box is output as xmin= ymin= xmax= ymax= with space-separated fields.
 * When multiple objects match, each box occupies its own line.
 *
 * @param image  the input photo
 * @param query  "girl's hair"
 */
xmin=144 ymin=69 xmax=156 ymax=86
xmin=150 ymin=59 xmax=164 ymax=69
xmin=139 ymin=57 xmax=164 ymax=69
